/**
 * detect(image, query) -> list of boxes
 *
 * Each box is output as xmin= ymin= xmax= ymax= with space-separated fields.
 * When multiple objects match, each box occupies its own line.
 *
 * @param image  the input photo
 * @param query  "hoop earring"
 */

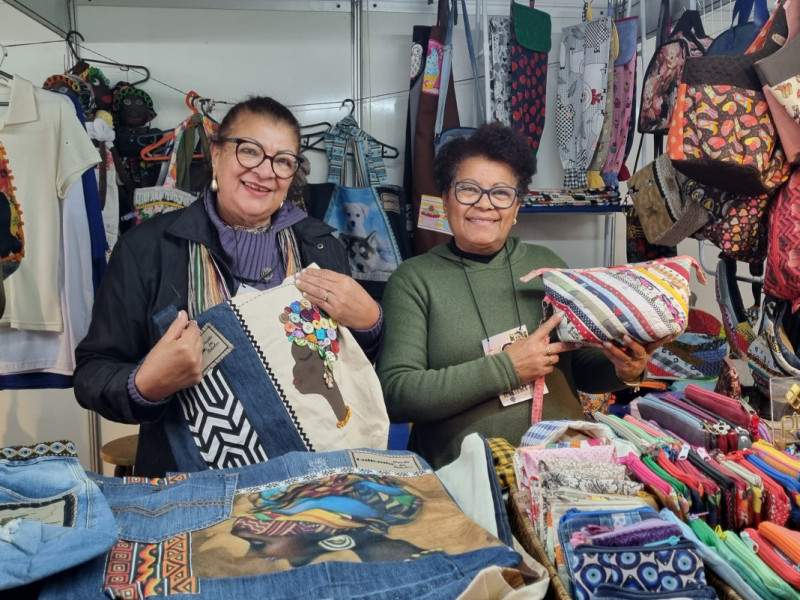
xmin=210 ymin=174 xmax=219 ymax=192
xmin=513 ymin=218 xmax=517 ymax=225
xmin=318 ymin=534 xmax=355 ymax=552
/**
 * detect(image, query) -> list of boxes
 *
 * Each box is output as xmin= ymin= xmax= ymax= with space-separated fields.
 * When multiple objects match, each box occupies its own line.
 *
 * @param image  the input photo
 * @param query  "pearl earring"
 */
xmin=513 ymin=218 xmax=517 ymax=225
xmin=210 ymin=174 xmax=219 ymax=192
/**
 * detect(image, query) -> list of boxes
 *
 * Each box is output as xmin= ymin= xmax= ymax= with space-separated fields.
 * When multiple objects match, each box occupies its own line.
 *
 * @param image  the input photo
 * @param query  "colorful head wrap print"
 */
xmin=280 ymin=299 xmax=340 ymax=388
xmin=43 ymin=74 xmax=97 ymax=117
xmin=112 ymin=83 xmax=156 ymax=126
xmin=0 ymin=140 xmax=24 ymax=278
xmin=232 ymin=474 xmax=422 ymax=538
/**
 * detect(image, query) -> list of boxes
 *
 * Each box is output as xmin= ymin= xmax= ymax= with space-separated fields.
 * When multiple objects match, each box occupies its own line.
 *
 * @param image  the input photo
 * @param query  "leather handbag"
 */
xmin=521 ymin=254 xmax=706 ymax=347
xmin=668 ymin=4 xmax=791 ymax=196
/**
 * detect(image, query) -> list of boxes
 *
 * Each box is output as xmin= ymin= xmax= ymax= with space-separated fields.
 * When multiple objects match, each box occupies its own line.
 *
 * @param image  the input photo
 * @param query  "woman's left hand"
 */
xmin=601 ymin=334 xmax=677 ymax=384
xmin=294 ymin=267 xmax=381 ymax=330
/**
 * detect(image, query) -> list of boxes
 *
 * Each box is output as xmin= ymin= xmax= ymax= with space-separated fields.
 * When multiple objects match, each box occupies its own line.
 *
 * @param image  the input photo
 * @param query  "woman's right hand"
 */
xmin=505 ymin=313 xmax=577 ymax=385
xmin=134 ymin=310 xmax=204 ymax=402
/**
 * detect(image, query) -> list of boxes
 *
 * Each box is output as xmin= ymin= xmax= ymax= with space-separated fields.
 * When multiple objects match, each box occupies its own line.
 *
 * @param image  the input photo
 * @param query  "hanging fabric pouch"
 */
xmin=521 ymin=254 xmax=706 ymax=348
xmin=646 ymin=309 xmax=728 ymax=380
xmin=489 ymin=15 xmax=512 ymax=125
xmin=557 ymin=3 xmax=613 ymax=188
xmin=747 ymin=296 xmax=800 ymax=398
xmin=509 ymin=1 xmax=551 ymax=154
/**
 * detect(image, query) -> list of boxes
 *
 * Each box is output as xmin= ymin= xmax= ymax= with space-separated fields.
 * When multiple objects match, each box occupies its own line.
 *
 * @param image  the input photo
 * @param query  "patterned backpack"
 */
xmin=638 ymin=9 xmax=712 ymax=135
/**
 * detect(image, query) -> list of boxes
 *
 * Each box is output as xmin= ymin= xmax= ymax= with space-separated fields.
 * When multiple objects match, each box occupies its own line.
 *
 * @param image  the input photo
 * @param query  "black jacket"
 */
xmin=74 ymin=199 xmax=352 ymax=477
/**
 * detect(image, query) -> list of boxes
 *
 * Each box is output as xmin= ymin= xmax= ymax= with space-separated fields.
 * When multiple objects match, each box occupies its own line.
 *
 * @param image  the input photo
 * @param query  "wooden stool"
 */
xmin=100 ymin=434 xmax=138 ymax=477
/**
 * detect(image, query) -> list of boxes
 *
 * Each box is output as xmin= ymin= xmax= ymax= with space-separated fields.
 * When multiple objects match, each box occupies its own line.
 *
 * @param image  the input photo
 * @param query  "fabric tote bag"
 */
xmin=162 ymin=277 xmax=390 ymax=472
xmin=557 ymin=3 xmax=614 ymax=188
xmin=509 ymin=1 xmax=551 ymax=154
xmin=323 ymin=116 xmax=402 ymax=295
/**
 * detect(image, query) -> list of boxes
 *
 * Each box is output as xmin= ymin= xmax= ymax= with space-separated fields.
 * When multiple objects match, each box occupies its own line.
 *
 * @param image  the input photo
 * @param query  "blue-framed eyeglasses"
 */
xmin=452 ymin=181 xmax=520 ymax=209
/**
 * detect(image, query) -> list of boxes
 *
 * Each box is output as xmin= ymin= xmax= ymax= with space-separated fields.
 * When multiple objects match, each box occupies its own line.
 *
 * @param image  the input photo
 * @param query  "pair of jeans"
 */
xmin=40 ymin=448 xmax=525 ymax=600
xmin=0 ymin=440 xmax=117 ymax=591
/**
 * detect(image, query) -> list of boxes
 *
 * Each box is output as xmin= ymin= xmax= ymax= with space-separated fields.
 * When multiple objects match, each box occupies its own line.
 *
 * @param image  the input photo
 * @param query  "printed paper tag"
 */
xmin=482 ymin=326 xmax=542 ymax=406
xmin=417 ymin=195 xmax=452 ymax=234
xmin=349 ymin=450 xmax=424 ymax=474
xmin=200 ymin=323 xmax=233 ymax=375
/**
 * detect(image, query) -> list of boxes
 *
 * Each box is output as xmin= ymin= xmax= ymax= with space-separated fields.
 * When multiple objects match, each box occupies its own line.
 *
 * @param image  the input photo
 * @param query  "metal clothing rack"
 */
xmin=696 ymin=239 xmax=764 ymax=284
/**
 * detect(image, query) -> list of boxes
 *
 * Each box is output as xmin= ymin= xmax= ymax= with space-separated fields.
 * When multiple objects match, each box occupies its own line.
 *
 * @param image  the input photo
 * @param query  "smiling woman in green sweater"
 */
xmin=377 ymin=123 xmax=671 ymax=469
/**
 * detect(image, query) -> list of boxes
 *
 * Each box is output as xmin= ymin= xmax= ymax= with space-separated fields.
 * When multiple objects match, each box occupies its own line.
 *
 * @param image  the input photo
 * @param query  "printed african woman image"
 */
xmin=189 ymin=468 xmax=505 ymax=578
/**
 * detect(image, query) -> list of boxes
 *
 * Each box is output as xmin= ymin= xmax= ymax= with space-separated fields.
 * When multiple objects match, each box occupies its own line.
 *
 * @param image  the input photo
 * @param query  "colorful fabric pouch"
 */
xmin=742 ymin=527 xmax=800 ymax=592
xmin=715 ymin=256 xmax=759 ymax=358
xmin=521 ymin=254 xmax=706 ymax=347
xmin=489 ymin=15 xmax=512 ymax=126
xmin=747 ymin=296 xmax=800 ymax=397
xmin=627 ymin=154 xmax=709 ymax=247
xmin=577 ymin=516 xmax=682 ymax=547
xmin=593 ymin=583 xmax=718 ymax=599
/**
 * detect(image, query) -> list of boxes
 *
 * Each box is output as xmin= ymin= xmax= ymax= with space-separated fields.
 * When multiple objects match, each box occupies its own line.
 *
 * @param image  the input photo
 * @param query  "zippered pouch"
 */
xmin=752 ymin=439 xmax=800 ymax=479
xmin=592 ymin=412 xmax=656 ymax=455
xmin=708 ymin=455 xmax=751 ymax=530
xmin=730 ymin=452 xmax=791 ymax=526
xmin=720 ymin=527 xmax=800 ymax=600
xmin=580 ymin=518 xmax=683 ymax=547
xmin=571 ymin=538 xmax=706 ymax=600
xmin=664 ymin=392 xmax=748 ymax=451
xmin=688 ymin=450 xmax=737 ymax=531
xmin=742 ymin=528 xmax=800 ymax=593
xmin=758 ymin=520 xmax=800 ymax=565
xmin=637 ymin=396 xmax=716 ymax=449
xmin=685 ymin=383 xmax=762 ymax=435
xmin=592 ymin=583 xmax=718 ymax=599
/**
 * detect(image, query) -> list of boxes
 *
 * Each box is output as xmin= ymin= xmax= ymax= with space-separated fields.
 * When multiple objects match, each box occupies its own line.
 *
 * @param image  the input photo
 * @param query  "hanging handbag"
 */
xmin=323 ymin=117 xmax=403 ymax=299
xmin=646 ymin=309 xmax=728 ymax=380
xmin=508 ymin=0 xmax=550 ymax=154
xmin=763 ymin=168 xmax=800 ymax=311
xmin=667 ymin=4 xmax=791 ymax=196
xmin=755 ymin=1 xmax=800 ymax=164
xmin=626 ymin=153 xmax=709 ymax=246
xmin=706 ymin=0 xmax=771 ymax=56
xmin=638 ymin=5 xmax=713 ymax=136
xmin=489 ymin=14 xmax=512 ymax=126
xmin=521 ymin=254 xmax=706 ymax=347
xmin=557 ymin=2 xmax=613 ymax=189
xmin=600 ymin=15 xmax=639 ymax=186
xmin=434 ymin=0 xmax=485 ymax=155
xmin=747 ymin=295 xmax=800 ymax=397
xmin=623 ymin=205 xmax=678 ymax=263
xmin=410 ymin=0 xmax=460 ymax=255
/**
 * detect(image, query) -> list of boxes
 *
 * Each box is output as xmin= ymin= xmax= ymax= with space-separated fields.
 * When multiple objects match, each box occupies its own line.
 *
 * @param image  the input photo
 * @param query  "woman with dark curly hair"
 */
xmin=377 ymin=122 xmax=656 ymax=468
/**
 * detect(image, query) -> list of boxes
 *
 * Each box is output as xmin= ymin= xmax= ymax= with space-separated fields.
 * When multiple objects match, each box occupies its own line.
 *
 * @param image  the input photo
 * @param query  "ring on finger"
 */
xmin=546 ymin=344 xmax=551 ymax=356
xmin=323 ymin=291 xmax=329 ymax=302
xmin=548 ymin=355 xmax=553 ymax=366
xmin=634 ymin=353 xmax=646 ymax=360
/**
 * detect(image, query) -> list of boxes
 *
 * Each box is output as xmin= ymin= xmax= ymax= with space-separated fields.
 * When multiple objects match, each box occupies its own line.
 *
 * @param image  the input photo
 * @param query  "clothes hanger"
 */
xmin=299 ymin=120 xmax=333 ymax=153
xmin=332 ymin=98 xmax=400 ymax=160
xmin=65 ymin=30 xmax=151 ymax=87
xmin=140 ymin=91 xmax=209 ymax=161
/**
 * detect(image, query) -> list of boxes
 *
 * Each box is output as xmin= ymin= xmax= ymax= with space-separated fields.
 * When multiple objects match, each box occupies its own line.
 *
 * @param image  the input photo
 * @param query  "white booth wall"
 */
xmin=0 ymin=1 xmax=734 ymax=473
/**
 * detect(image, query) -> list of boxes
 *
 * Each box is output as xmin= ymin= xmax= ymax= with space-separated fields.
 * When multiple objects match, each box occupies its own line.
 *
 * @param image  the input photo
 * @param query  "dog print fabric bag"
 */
xmin=521 ymin=255 xmax=706 ymax=347
xmin=323 ymin=116 xmax=402 ymax=292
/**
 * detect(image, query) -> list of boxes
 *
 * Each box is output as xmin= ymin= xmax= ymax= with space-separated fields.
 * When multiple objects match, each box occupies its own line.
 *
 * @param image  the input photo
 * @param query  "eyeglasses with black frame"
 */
xmin=217 ymin=137 xmax=301 ymax=179
xmin=451 ymin=181 xmax=520 ymax=209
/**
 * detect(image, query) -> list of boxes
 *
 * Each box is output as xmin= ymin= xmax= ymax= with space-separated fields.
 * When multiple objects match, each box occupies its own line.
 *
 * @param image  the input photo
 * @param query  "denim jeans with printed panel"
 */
xmin=40 ymin=449 xmax=527 ymax=600
xmin=0 ymin=440 xmax=118 ymax=591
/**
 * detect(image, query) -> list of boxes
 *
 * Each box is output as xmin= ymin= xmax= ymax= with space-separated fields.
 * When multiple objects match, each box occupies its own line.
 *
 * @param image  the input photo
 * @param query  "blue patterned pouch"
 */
xmin=571 ymin=538 xmax=707 ymax=600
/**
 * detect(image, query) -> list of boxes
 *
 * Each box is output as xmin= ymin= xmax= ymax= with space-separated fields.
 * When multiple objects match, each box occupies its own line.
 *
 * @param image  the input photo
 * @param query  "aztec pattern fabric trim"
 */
xmin=0 ymin=140 xmax=24 ymax=279
xmin=521 ymin=255 xmax=706 ymax=347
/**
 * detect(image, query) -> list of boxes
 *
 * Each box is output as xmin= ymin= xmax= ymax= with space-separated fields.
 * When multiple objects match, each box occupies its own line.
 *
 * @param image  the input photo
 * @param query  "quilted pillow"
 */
xmin=521 ymin=255 xmax=706 ymax=347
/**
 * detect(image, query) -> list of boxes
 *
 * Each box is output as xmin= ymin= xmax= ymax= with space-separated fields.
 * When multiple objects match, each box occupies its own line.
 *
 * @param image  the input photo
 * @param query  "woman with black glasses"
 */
xmin=74 ymin=96 xmax=382 ymax=477
xmin=377 ymin=122 xmax=660 ymax=469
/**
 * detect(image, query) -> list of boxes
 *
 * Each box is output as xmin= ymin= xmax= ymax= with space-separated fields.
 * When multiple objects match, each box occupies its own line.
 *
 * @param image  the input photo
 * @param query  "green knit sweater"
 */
xmin=377 ymin=237 xmax=626 ymax=469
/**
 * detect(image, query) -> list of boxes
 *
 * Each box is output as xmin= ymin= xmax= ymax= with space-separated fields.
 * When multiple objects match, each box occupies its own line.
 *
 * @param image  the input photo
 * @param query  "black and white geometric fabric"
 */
xmin=178 ymin=366 xmax=268 ymax=469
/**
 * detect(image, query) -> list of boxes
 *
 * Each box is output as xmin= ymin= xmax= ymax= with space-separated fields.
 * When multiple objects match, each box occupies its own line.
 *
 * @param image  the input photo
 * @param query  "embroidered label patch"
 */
xmin=200 ymin=323 xmax=233 ymax=376
xmin=0 ymin=494 xmax=76 ymax=528
xmin=348 ymin=450 xmax=424 ymax=474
